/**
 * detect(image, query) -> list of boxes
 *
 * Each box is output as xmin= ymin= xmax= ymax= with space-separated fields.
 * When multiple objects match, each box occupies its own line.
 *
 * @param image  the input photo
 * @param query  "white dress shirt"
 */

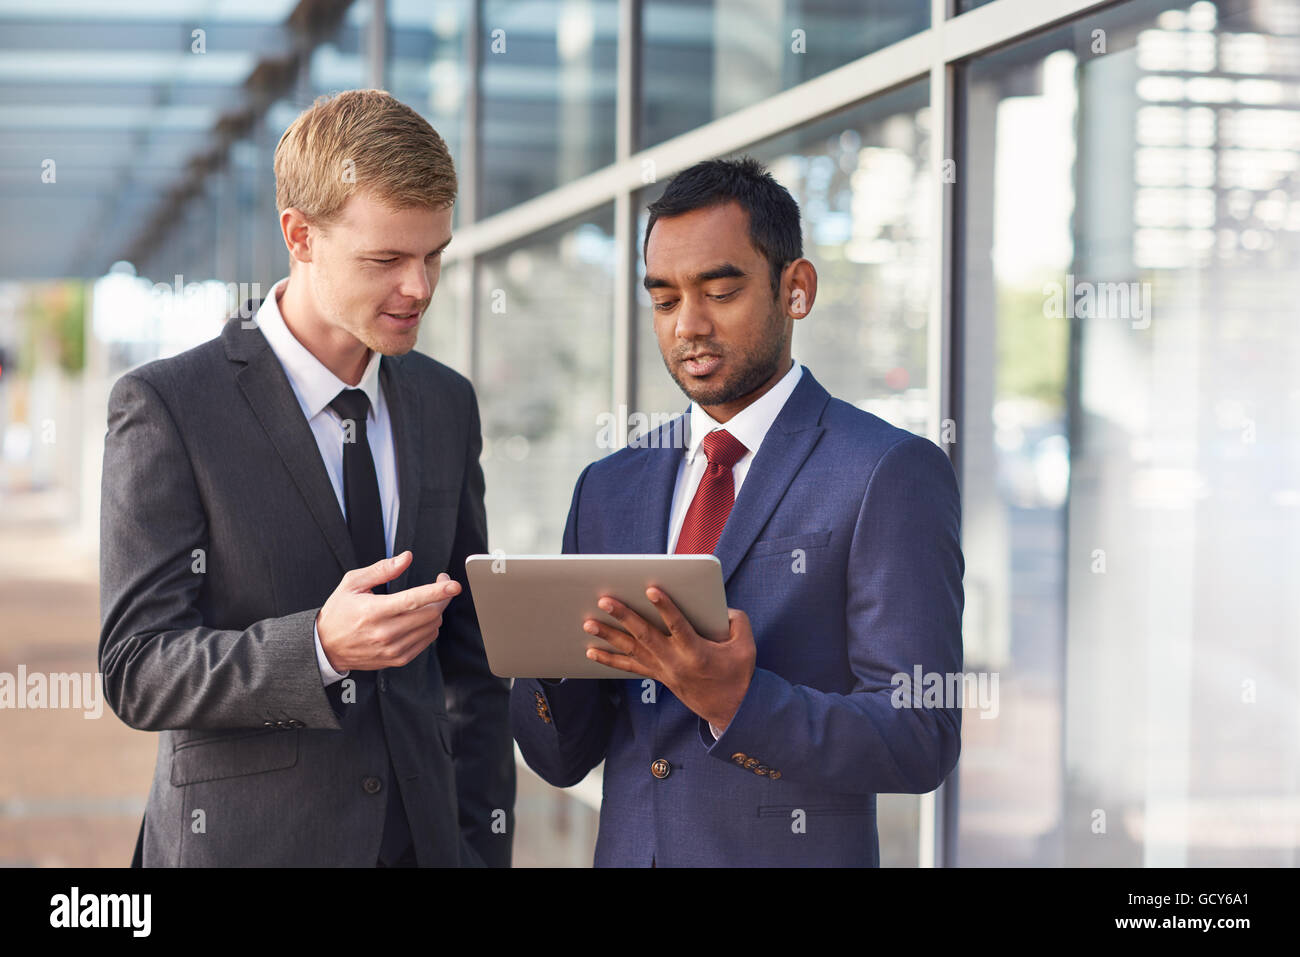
xmin=665 ymin=359 xmax=803 ymax=738
xmin=251 ymin=277 xmax=400 ymax=686
xmin=667 ymin=359 xmax=803 ymax=552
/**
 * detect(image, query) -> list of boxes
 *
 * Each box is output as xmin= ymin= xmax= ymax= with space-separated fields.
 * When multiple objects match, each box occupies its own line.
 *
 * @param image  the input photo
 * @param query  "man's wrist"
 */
xmin=704 ymin=667 xmax=756 ymax=739
xmin=314 ymin=616 xmax=349 ymax=685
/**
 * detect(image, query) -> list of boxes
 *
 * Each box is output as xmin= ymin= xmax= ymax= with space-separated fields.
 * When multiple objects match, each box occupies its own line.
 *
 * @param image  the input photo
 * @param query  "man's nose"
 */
xmin=674 ymin=295 xmax=712 ymax=340
xmin=399 ymin=260 xmax=431 ymax=302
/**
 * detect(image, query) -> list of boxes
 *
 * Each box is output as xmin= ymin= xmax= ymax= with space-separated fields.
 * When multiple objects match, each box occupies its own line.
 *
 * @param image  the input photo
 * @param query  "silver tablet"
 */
xmin=464 ymin=554 xmax=729 ymax=679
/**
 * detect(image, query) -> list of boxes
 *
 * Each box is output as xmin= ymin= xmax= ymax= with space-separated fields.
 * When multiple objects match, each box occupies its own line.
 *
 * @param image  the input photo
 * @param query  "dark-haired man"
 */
xmin=511 ymin=157 xmax=965 ymax=866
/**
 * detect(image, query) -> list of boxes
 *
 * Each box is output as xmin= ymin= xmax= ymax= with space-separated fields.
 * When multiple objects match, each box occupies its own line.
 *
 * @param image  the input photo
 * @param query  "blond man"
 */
xmin=99 ymin=90 xmax=514 ymax=867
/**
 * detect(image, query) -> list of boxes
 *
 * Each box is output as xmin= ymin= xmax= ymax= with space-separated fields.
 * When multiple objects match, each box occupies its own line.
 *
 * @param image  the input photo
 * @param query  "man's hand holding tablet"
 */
xmin=465 ymin=554 xmax=734 ymax=685
xmin=581 ymin=587 xmax=756 ymax=735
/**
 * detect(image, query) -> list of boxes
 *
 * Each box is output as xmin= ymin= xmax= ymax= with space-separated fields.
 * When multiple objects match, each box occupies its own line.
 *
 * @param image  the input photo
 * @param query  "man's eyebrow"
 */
xmin=643 ymin=262 xmax=748 ymax=291
xmin=694 ymin=263 xmax=747 ymax=283
xmin=358 ymin=237 xmax=453 ymax=257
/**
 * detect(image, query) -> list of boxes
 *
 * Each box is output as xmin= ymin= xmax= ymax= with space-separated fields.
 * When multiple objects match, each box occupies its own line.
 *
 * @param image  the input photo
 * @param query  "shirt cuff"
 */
xmin=708 ymin=721 xmax=725 ymax=740
xmin=314 ymin=620 xmax=349 ymax=686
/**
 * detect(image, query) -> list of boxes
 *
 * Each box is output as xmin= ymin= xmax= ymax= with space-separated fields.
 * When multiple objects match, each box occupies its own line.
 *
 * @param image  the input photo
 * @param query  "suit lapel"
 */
xmin=383 ymin=355 xmax=422 ymax=592
xmin=615 ymin=415 xmax=686 ymax=554
xmin=713 ymin=371 xmax=830 ymax=585
xmin=224 ymin=318 xmax=357 ymax=576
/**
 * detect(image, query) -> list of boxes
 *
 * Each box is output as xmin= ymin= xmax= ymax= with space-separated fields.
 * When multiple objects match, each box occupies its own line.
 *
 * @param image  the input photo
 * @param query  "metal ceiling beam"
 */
xmin=0 ymin=19 xmax=291 ymax=53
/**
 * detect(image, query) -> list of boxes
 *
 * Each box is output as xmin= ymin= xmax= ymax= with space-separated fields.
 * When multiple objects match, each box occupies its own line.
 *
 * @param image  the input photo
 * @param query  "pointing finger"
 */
xmin=382 ymin=577 xmax=461 ymax=614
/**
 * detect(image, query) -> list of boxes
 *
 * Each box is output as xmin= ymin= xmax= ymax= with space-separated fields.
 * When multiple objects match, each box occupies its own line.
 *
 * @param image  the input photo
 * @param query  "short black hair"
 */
xmin=643 ymin=156 xmax=802 ymax=297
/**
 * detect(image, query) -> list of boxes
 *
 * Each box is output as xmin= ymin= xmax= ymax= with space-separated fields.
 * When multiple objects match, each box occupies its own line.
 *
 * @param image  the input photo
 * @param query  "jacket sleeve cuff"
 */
xmin=698 ymin=667 xmax=777 ymax=755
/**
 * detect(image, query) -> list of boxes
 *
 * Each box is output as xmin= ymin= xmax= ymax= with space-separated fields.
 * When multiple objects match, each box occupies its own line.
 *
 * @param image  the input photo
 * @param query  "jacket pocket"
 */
xmin=170 ymin=728 xmax=299 ymax=786
xmin=747 ymin=528 xmax=832 ymax=559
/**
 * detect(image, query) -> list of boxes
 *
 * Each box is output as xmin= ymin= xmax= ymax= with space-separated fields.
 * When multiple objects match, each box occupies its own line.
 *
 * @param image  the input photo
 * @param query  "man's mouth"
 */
xmin=381 ymin=309 xmax=422 ymax=327
xmin=680 ymin=354 xmax=721 ymax=377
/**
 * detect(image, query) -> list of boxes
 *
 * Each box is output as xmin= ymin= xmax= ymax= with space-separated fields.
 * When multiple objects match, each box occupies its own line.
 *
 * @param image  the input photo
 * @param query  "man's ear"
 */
xmin=784 ymin=258 xmax=817 ymax=319
xmin=280 ymin=208 xmax=316 ymax=265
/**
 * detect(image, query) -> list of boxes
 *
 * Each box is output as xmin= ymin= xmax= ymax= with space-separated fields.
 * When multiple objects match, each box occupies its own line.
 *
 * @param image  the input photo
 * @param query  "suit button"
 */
xmin=755 ymin=765 xmax=769 ymax=776
xmin=650 ymin=758 xmax=671 ymax=779
xmin=289 ymin=719 xmax=304 ymax=729
xmin=744 ymin=758 xmax=760 ymax=770
xmin=263 ymin=720 xmax=275 ymax=728
xmin=768 ymin=770 xmax=782 ymax=781
xmin=731 ymin=752 xmax=748 ymax=766
xmin=362 ymin=776 xmax=382 ymax=795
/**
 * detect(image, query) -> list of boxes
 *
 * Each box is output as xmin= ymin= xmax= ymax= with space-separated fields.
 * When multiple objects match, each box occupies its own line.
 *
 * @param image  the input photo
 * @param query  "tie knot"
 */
xmin=700 ymin=429 xmax=747 ymax=470
xmin=329 ymin=388 xmax=370 ymax=424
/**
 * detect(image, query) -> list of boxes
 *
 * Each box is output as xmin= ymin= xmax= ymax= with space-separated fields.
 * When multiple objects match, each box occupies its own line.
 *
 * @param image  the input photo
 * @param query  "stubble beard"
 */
xmin=664 ymin=298 xmax=787 ymax=407
xmin=341 ymin=307 xmax=422 ymax=358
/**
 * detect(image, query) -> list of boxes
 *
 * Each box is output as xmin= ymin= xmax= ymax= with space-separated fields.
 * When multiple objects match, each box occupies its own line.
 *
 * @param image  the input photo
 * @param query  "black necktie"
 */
xmin=329 ymin=389 xmax=387 ymax=587
xmin=327 ymin=387 xmax=413 ymax=865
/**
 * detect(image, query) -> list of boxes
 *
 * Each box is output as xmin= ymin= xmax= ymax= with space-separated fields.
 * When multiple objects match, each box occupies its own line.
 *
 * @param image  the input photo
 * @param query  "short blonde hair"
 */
xmin=274 ymin=89 xmax=457 ymax=224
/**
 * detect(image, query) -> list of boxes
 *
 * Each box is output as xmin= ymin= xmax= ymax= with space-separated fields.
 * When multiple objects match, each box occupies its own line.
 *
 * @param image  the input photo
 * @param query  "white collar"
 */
xmin=685 ymin=360 xmax=803 ymax=465
xmin=252 ymin=277 xmax=383 ymax=421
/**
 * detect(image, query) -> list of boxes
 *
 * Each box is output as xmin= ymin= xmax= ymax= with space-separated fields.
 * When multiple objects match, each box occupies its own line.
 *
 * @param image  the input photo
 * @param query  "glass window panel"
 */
xmin=477 ymin=205 xmax=615 ymax=555
xmin=640 ymin=0 xmax=928 ymax=149
xmin=479 ymin=0 xmax=618 ymax=216
xmin=388 ymin=0 xmax=472 ymax=227
xmin=960 ymin=0 xmax=1300 ymax=866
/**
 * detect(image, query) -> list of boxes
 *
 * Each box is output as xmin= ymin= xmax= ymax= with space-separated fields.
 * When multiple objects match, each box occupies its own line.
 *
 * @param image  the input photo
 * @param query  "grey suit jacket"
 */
xmin=98 ymin=313 xmax=515 ymax=867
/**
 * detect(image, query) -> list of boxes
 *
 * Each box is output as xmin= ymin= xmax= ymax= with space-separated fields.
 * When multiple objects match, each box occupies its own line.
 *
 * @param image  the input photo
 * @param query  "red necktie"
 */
xmin=674 ymin=429 xmax=748 ymax=554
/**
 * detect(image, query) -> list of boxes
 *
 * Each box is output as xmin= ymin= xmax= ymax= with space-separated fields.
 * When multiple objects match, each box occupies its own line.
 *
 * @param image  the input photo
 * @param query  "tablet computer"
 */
xmin=464 ymin=554 xmax=729 ymax=679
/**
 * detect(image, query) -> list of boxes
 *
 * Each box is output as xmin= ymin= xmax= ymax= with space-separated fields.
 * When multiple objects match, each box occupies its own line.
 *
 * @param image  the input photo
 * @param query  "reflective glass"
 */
xmin=477 ymin=205 xmax=616 ymax=554
xmin=640 ymin=0 xmax=928 ymax=148
xmin=959 ymin=0 xmax=1300 ymax=866
xmin=389 ymin=0 xmax=472 ymax=226
xmin=480 ymin=0 xmax=618 ymax=216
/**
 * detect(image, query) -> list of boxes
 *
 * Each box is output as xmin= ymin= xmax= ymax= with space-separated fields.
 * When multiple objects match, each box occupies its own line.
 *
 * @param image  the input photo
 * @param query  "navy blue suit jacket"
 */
xmin=511 ymin=368 xmax=963 ymax=866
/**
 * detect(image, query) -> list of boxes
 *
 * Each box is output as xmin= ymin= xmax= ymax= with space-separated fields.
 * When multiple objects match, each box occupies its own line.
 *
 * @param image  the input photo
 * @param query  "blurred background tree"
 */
xmin=22 ymin=281 xmax=86 ymax=376
xmin=996 ymin=279 xmax=1068 ymax=410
